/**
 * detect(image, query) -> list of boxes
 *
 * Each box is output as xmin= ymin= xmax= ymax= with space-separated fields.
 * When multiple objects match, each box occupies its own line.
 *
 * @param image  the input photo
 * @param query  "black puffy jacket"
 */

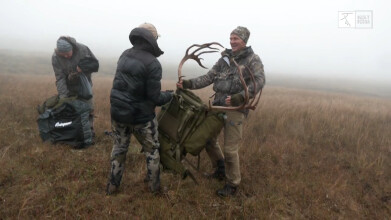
xmin=110 ymin=28 xmax=172 ymax=125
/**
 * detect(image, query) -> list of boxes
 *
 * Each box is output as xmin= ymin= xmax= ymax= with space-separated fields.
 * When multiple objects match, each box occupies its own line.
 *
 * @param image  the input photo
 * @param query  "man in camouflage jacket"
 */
xmin=177 ymin=26 xmax=265 ymax=197
xmin=52 ymin=36 xmax=99 ymax=136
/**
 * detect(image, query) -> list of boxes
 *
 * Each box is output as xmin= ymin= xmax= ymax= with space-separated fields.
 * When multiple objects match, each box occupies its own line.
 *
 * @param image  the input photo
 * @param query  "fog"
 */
xmin=0 ymin=0 xmax=390 ymax=82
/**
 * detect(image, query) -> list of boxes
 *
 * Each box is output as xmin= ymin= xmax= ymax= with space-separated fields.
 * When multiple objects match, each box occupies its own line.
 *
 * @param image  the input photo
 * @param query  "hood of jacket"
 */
xmin=129 ymin=28 xmax=164 ymax=57
xmin=222 ymin=46 xmax=253 ymax=61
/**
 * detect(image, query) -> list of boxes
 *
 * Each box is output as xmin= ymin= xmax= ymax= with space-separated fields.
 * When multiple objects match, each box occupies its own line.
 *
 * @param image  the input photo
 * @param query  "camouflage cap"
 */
xmin=139 ymin=23 xmax=160 ymax=40
xmin=231 ymin=26 xmax=250 ymax=44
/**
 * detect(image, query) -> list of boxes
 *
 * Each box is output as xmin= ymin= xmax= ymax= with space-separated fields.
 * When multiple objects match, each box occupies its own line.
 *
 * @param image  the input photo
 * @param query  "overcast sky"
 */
xmin=0 ymin=0 xmax=390 ymax=82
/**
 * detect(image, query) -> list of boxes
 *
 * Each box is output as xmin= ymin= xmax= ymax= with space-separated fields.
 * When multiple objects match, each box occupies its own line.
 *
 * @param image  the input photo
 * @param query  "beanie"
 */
xmin=56 ymin=39 xmax=72 ymax=53
xmin=231 ymin=26 xmax=250 ymax=44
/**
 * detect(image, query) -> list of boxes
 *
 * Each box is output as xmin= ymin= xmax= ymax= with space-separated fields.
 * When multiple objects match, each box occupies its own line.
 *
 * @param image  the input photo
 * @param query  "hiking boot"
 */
xmin=206 ymin=159 xmax=225 ymax=181
xmin=106 ymin=182 xmax=118 ymax=195
xmin=151 ymin=186 xmax=162 ymax=196
xmin=206 ymin=170 xmax=226 ymax=181
xmin=216 ymin=184 xmax=237 ymax=197
xmin=144 ymin=174 xmax=150 ymax=183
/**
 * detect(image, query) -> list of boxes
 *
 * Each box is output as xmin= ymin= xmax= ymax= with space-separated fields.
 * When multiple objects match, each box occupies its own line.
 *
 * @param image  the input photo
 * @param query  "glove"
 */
xmin=230 ymin=93 xmax=245 ymax=106
xmin=182 ymin=80 xmax=192 ymax=89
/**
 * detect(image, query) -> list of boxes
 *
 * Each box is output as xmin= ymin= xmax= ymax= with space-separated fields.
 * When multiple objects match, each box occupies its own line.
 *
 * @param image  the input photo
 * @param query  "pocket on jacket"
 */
xmin=111 ymin=99 xmax=136 ymax=124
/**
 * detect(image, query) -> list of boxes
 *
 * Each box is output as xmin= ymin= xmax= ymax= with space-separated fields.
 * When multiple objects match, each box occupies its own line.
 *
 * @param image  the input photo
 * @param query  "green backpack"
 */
xmin=158 ymin=88 xmax=224 ymax=183
xmin=37 ymin=95 xmax=79 ymax=114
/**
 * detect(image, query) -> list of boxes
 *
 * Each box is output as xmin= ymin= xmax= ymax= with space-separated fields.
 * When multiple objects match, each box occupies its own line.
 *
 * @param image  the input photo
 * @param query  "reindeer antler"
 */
xmin=178 ymin=42 xmax=262 ymax=111
xmin=178 ymin=42 xmax=224 ymax=82
xmin=244 ymin=66 xmax=263 ymax=110
xmin=208 ymin=60 xmax=249 ymax=111
xmin=208 ymin=63 xmax=262 ymax=111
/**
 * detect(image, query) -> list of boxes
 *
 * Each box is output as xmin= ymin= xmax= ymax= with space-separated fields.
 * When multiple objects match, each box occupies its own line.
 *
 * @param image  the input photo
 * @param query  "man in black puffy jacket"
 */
xmin=106 ymin=23 xmax=172 ymax=195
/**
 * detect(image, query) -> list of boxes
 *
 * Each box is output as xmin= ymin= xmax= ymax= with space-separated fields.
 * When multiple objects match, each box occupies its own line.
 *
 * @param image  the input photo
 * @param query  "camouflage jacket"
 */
xmin=188 ymin=46 xmax=265 ymax=111
xmin=52 ymin=37 xmax=98 ymax=98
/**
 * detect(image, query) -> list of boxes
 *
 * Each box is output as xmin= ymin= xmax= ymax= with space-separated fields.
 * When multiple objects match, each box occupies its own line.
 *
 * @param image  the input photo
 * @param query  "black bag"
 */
xmin=77 ymin=57 xmax=99 ymax=100
xmin=37 ymin=98 xmax=93 ymax=148
xmin=78 ymin=73 xmax=93 ymax=100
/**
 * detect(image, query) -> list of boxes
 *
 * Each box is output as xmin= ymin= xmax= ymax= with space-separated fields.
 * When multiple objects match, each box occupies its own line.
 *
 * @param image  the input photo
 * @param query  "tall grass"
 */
xmin=0 ymin=74 xmax=389 ymax=219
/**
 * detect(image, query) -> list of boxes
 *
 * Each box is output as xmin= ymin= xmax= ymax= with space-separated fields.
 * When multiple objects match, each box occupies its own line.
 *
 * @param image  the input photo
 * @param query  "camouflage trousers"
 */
xmin=80 ymin=97 xmax=94 ymax=136
xmin=108 ymin=117 xmax=161 ymax=192
xmin=205 ymin=110 xmax=244 ymax=186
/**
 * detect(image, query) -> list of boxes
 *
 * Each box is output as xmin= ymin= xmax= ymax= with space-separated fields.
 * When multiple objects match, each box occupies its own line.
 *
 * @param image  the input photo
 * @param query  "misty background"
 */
xmin=0 ymin=0 xmax=390 ymax=97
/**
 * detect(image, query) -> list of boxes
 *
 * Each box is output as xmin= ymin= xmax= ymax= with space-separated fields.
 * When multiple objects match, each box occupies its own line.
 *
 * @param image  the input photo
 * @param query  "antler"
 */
xmin=178 ymin=42 xmax=224 ymax=82
xmin=208 ymin=60 xmax=249 ymax=111
xmin=208 ymin=62 xmax=262 ymax=111
xmin=177 ymin=42 xmax=262 ymax=111
xmin=244 ymin=66 xmax=263 ymax=110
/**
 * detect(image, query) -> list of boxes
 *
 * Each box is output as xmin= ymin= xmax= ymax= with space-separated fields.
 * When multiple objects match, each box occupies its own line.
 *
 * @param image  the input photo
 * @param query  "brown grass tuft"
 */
xmin=0 ymin=74 xmax=390 ymax=219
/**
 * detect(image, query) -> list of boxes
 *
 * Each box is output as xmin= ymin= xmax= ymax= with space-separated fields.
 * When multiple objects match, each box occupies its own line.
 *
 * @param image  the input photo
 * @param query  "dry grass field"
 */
xmin=0 ymin=73 xmax=390 ymax=219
